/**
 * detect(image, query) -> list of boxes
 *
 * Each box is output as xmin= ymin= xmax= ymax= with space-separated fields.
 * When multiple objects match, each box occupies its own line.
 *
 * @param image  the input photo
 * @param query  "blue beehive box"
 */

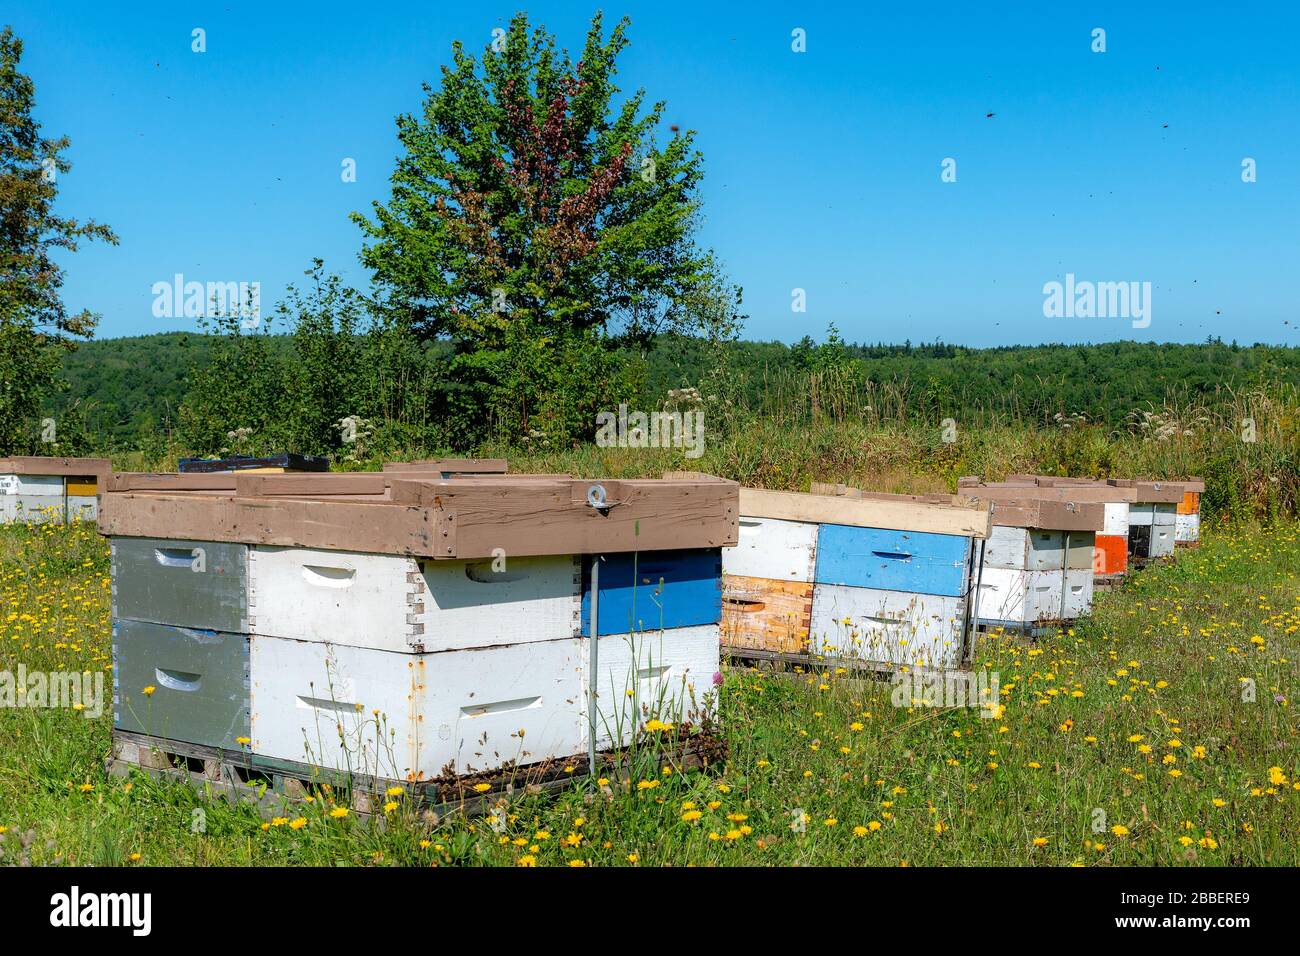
xmin=813 ymin=524 xmax=970 ymax=596
xmin=581 ymin=548 xmax=723 ymax=636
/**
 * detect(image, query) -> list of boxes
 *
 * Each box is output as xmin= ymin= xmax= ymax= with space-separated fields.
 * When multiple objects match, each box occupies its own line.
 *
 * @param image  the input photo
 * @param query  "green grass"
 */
xmin=0 ymin=520 xmax=1296 ymax=866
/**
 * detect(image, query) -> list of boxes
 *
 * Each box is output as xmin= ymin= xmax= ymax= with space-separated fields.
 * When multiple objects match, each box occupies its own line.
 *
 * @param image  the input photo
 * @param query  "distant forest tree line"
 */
xmin=42 ymin=329 xmax=1300 ymax=455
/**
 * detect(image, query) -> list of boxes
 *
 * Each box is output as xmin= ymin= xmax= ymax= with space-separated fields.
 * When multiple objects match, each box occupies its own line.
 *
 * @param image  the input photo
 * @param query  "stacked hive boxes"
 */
xmin=955 ymin=481 xmax=1105 ymax=631
xmin=987 ymin=476 xmax=1140 ymax=582
xmin=1174 ymin=478 xmax=1206 ymax=546
xmin=1117 ymin=481 xmax=1185 ymax=559
xmin=101 ymin=466 xmax=736 ymax=796
xmin=720 ymin=485 xmax=992 ymax=670
xmin=0 ymin=456 xmax=109 ymax=524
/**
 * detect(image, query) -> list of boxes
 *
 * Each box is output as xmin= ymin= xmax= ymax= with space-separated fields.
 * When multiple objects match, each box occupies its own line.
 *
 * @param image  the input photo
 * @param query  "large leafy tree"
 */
xmin=0 ymin=25 xmax=117 ymax=453
xmin=354 ymin=11 xmax=729 ymax=444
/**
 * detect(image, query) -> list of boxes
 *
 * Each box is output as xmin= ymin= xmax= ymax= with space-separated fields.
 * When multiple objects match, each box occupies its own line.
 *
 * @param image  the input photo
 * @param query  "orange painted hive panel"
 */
xmin=722 ymin=574 xmax=813 ymax=655
xmin=1094 ymin=535 xmax=1129 ymax=575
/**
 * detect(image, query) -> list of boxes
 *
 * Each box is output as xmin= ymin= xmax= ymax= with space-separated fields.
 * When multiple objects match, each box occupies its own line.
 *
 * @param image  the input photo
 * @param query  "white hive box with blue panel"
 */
xmin=0 ymin=456 xmax=109 ymax=525
xmin=99 ymin=463 xmax=737 ymax=807
xmin=719 ymin=482 xmax=993 ymax=671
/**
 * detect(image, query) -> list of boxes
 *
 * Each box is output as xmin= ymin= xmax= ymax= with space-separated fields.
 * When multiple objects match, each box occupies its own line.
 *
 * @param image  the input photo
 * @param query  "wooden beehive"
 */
xmin=963 ymin=475 xmax=1139 ymax=577
xmin=719 ymin=483 xmax=992 ymax=670
xmin=0 ymin=456 xmax=111 ymax=524
xmin=101 ymin=470 xmax=736 ymax=782
xmin=955 ymin=480 xmax=1106 ymax=629
xmin=1174 ymin=478 xmax=1205 ymax=546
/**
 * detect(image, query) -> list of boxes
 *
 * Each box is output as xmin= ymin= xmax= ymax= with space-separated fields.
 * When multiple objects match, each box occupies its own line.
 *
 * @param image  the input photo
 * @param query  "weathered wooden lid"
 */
xmin=735 ymin=486 xmax=992 ymax=538
xmin=983 ymin=497 xmax=1105 ymax=531
xmin=958 ymin=479 xmax=1139 ymax=504
xmin=383 ymin=458 xmax=508 ymax=474
xmin=98 ymin=475 xmax=739 ymax=558
xmin=108 ymin=460 xmax=518 ymax=495
xmin=987 ymin=474 xmax=1193 ymax=502
xmin=0 ymin=456 xmax=111 ymax=478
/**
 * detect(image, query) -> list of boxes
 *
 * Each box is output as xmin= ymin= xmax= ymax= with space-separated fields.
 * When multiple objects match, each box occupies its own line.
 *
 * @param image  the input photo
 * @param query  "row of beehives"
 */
xmin=101 ymin=467 xmax=734 ymax=784
xmin=719 ymin=475 xmax=1204 ymax=659
xmin=720 ymin=486 xmax=989 ymax=669
xmin=0 ymin=457 xmax=109 ymax=524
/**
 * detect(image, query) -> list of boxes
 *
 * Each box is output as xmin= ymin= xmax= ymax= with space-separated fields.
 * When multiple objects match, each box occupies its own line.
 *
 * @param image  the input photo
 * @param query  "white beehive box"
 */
xmin=248 ymin=547 xmax=580 ymax=653
xmin=1175 ymin=513 xmax=1200 ymax=543
xmin=1148 ymin=523 xmax=1175 ymax=557
xmin=590 ymin=625 xmax=719 ymax=749
xmin=808 ymin=584 xmax=966 ymax=669
xmin=249 ymin=635 xmax=587 ymax=779
xmin=0 ymin=473 xmax=64 ymax=496
xmin=975 ymin=567 xmax=1093 ymax=627
xmin=1103 ymin=502 xmax=1130 ymax=537
xmin=983 ymin=526 xmax=1067 ymax=570
xmin=0 ymin=496 xmax=65 ymax=524
xmin=977 ymin=568 xmax=1052 ymax=626
xmin=724 ymin=516 xmax=819 ymax=582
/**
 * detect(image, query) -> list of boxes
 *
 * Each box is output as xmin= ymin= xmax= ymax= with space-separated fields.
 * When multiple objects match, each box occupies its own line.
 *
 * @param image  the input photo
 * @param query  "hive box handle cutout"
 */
xmin=301 ymin=565 xmax=357 ymax=588
xmin=155 ymin=668 xmax=202 ymax=692
xmin=464 ymin=562 xmax=530 ymax=584
xmin=461 ymin=696 xmax=542 ymax=719
xmin=154 ymin=547 xmax=205 ymax=572
xmin=297 ymin=695 xmax=361 ymax=713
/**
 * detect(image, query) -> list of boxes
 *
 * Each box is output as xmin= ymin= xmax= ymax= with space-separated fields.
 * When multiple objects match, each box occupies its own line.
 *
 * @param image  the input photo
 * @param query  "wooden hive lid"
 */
xmin=108 ymin=460 xmax=528 ymax=496
xmin=958 ymin=481 xmax=1140 ymax=504
xmin=983 ymin=497 xmax=1106 ymax=531
xmin=0 ymin=456 xmax=111 ymax=478
xmin=1000 ymin=473 xmax=1193 ymax=502
xmin=98 ymin=475 xmax=739 ymax=558
xmin=734 ymin=485 xmax=992 ymax=538
xmin=383 ymin=458 xmax=508 ymax=474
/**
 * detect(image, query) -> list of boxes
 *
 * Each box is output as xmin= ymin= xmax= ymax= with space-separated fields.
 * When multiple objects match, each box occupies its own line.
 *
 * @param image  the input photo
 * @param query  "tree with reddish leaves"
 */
xmin=0 ymin=25 xmax=117 ymax=454
xmin=355 ymin=11 xmax=737 ymax=445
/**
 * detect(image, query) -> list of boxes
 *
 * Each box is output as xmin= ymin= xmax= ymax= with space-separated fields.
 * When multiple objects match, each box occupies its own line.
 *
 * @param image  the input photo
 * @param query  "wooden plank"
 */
xmin=99 ymin=492 xmax=439 ymax=556
xmin=1008 ymin=473 xmax=1206 ymax=494
xmin=109 ymin=473 xmax=239 ymax=492
xmin=993 ymin=474 xmax=1191 ymax=503
xmin=101 ymin=477 xmax=738 ymax=559
xmin=392 ymin=478 xmax=740 ymax=558
xmin=738 ymin=487 xmax=992 ymax=538
xmin=0 ymin=456 xmax=111 ymax=478
xmin=383 ymin=458 xmax=508 ymax=473
xmin=808 ymin=481 xmax=958 ymax=505
xmin=111 ymin=470 xmax=520 ymax=496
xmin=957 ymin=482 xmax=1139 ymax=504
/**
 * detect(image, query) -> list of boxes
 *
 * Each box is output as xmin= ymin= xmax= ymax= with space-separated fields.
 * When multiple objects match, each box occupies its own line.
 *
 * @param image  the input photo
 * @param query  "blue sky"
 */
xmin=7 ymin=1 xmax=1298 ymax=346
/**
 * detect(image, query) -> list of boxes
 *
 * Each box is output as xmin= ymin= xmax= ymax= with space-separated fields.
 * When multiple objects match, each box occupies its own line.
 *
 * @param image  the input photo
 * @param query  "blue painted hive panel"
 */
xmin=112 ymin=619 xmax=250 ymax=749
xmin=581 ymin=549 xmax=722 ymax=636
xmin=814 ymin=524 xmax=969 ymax=596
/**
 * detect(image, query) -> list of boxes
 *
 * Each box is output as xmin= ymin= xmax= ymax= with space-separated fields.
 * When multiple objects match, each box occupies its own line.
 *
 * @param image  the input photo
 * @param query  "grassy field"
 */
xmin=0 ymin=518 xmax=1296 ymax=866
